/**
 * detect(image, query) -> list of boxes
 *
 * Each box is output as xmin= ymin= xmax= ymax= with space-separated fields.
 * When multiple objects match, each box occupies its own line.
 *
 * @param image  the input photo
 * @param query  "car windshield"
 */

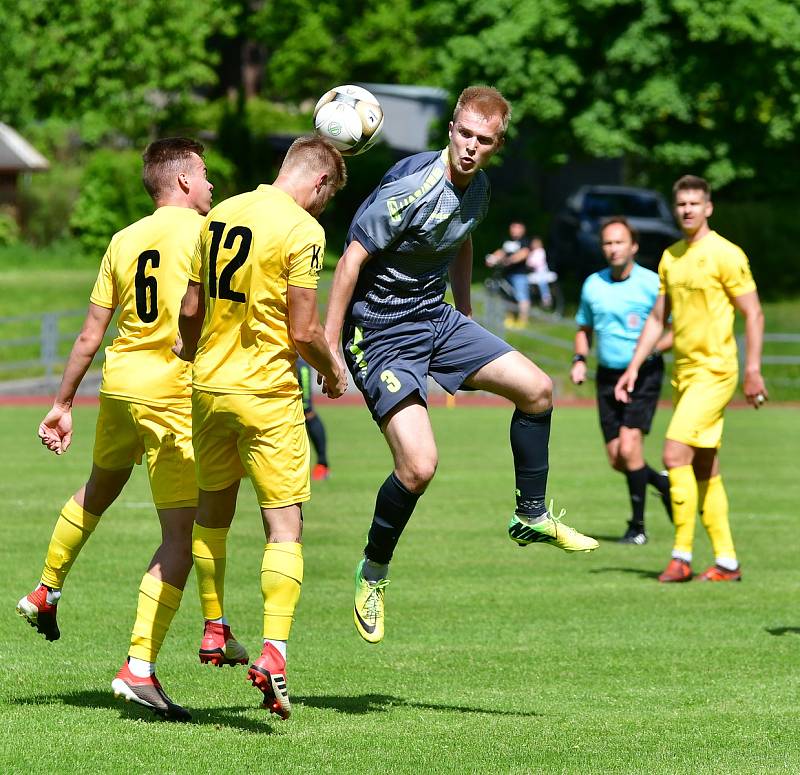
xmin=583 ymin=192 xmax=662 ymax=218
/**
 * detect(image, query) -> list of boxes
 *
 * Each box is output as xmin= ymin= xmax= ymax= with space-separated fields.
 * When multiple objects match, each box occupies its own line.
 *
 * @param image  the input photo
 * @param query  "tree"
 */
xmin=434 ymin=0 xmax=800 ymax=191
xmin=246 ymin=0 xmax=800 ymax=192
xmin=0 ymin=0 xmax=232 ymax=143
xmin=251 ymin=0 xmax=445 ymax=100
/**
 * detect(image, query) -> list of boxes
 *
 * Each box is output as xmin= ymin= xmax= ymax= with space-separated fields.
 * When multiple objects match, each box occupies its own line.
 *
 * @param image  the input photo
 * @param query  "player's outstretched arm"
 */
xmin=614 ymin=295 xmax=668 ymax=403
xmin=323 ymin=240 xmax=371 ymax=356
xmin=38 ymin=302 xmax=114 ymax=455
xmin=176 ymin=281 xmax=205 ymax=361
xmin=449 ymin=236 xmax=473 ymax=317
xmin=289 ymin=285 xmax=347 ymax=399
xmin=733 ymin=290 xmax=768 ymax=408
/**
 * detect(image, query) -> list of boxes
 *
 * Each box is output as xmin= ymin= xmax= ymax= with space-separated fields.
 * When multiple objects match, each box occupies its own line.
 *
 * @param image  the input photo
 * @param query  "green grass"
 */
xmin=1 ymin=403 xmax=798 ymax=773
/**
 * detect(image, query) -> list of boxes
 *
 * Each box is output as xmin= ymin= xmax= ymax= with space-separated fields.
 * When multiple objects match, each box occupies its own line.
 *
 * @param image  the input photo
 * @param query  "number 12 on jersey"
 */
xmin=207 ymin=221 xmax=252 ymax=303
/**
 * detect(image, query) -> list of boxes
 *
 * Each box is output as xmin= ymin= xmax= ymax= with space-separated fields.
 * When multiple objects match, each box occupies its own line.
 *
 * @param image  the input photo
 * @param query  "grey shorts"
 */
xmin=343 ymin=305 xmax=513 ymax=424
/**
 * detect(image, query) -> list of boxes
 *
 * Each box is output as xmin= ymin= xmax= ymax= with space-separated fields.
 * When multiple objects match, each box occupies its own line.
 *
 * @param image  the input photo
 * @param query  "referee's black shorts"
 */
xmin=596 ymin=355 xmax=665 ymax=443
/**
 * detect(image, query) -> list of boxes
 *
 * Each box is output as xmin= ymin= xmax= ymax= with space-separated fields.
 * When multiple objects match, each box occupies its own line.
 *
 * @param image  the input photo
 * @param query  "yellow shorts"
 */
xmin=192 ymin=390 xmax=310 ymax=509
xmin=93 ymin=396 xmax=197 ymax=509
xmin=666 ymin=369 xmax=737 ymax=449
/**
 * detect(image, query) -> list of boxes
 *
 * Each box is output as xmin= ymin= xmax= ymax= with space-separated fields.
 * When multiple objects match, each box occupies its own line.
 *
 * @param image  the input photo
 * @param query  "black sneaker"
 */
xmin=618 ymin=525 xmax=647 ymax=545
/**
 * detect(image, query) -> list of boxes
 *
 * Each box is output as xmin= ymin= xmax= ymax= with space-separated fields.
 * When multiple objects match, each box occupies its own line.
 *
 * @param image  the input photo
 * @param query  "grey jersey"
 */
xmin=346 ymin=149 xmax=490 ymax=328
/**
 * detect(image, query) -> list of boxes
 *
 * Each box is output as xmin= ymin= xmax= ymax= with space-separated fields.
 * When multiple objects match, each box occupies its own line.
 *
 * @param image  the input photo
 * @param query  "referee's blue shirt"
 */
xmin=575 ymin=263 xmax=660 ymax=370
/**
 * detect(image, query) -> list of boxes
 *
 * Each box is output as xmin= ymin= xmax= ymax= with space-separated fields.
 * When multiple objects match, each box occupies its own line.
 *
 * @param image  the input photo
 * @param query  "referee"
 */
xmin=571 ymin=217 xmax=673 ymax=544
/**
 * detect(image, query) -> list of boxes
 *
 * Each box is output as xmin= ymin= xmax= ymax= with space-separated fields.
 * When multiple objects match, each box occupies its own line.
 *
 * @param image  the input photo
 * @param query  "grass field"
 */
xmin=1 ymin=402 xmax=798 ymax=774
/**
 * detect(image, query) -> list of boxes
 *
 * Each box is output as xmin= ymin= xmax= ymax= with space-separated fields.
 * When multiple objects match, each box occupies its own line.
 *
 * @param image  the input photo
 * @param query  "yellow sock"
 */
xmin=261 ymin=542 xmax=303 ymax=641
xmin=698 ymin=475 xmax=737 ymax=563
xmin=128 ymin=572 xmax=183 ymax=663
xmin=669 ymin=465 xmax=698 ymax=557
xmin=192 ymin=524 xmax=229 ymax=621
xmin=41 ymin=497 xmax=101 ymax=589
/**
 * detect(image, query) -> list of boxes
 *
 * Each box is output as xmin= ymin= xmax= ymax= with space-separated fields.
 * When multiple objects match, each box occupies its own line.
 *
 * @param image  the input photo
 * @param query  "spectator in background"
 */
xmin=526 ymin=236 xmax=553 ymax=309
xmin=571 ymin=217 xmax=673 ymax=544
xmin=485 ymin=220 xmax=531 ymax=328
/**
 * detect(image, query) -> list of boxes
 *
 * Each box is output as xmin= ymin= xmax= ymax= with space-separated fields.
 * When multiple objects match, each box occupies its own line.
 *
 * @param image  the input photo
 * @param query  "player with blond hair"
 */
xmin=17 ymin=137 xmax=227 ymax=721
xmin=324 ymin=85 xmax=598 ymax=646
xmin=178 ymin=135 xmax=347 ymax=719
xmin=615 ymin=175 xmax=767 ymax=582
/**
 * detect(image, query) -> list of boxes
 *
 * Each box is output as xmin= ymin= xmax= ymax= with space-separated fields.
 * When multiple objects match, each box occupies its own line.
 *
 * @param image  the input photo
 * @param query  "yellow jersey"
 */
xmin=189 ymin=184 xmax=325 ymax=395
xmin=90 ymin=206 xmax=204 ymax=406
xmin=659 ymin=230 xmax=756 ymax=374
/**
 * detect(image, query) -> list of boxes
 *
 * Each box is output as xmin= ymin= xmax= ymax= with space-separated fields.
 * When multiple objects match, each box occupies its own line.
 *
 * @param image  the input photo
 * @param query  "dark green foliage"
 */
xmin=430 ymin=0 xmax=800 ymax=193
xmin=252 ymin=0 xmax=444 ymax=99
xmin=711 ymin=200 xmax=800 ymax=299
xmin=69 ymin=150 xmax=153 ymax=257
xmin=0 ymin=0 xmax=231 ymax=144
xmin=0 ymin=209 xmax=20 ymax=246
xmin=18 ymin=163 xmax=83 ymax=246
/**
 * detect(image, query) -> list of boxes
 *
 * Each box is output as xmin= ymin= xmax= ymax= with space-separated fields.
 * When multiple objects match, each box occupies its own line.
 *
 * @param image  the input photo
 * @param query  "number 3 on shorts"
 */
xmin=380 ymin=370 xmax=402 ymax=393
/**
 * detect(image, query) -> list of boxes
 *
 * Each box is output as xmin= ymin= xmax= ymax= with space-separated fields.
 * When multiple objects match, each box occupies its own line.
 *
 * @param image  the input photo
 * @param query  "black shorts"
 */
xmin=596 ymin=355 xmax=664 ymax=443
xmin=343 ymin=305 xmax=513 ymax=424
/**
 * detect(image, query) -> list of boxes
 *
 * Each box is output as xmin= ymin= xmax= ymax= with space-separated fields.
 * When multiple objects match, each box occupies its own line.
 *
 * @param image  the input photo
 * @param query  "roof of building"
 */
xmin=0 ymin=123 xmax=49 ymax=171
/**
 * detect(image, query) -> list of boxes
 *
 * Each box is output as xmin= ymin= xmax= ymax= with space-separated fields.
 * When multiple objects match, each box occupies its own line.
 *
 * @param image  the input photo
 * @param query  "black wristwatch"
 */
xmin=572 ymin=354 xmax=587 ymax=364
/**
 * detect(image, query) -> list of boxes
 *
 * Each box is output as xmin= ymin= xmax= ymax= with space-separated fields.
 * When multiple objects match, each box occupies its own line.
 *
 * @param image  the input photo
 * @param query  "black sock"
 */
xmin=510 ymin=407 xmax=551 ymax=519
xmin=646 ymin=464 xmax=673 ymax=521
xmin=645 ymin=465 xmax=669 ymax=495
xmin=625 ymin=466 xmax=648 ymax=531
xmin=365 ymin=473 xmax=421 ymax=564
xmin=305 ymin=414 xmax=328 ymax=466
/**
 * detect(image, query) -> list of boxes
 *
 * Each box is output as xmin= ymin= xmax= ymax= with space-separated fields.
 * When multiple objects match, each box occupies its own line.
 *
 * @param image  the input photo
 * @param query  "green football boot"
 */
xmin=508 ymin=501 xmax=599 ymax=553
xmin=353 ymin=559 xmax=390 ymax=644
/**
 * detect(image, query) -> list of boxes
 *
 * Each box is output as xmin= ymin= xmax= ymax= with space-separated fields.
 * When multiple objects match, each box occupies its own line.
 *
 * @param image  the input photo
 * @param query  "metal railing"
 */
xmin=477 ymin=286 xmax=800 ymax=389
xmin=1 ymin=303 xmax=799 ymax=393
xmin=0 ymin=309 xmax=112 ymax=393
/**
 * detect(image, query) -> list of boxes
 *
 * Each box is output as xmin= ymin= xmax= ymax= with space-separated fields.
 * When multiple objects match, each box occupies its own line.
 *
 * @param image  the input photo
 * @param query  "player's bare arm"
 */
xmin=655 ymin=327 xmax=674 ymax=355
xmin=448 ymin=236 xmax=473 ymax=317
xmin=571 ymin=326 xmax=592 ymax=385
xmin=288 ymin=284 xmax=347 ymax=399
xmin=505 ymin=245 xmax=530 ymax=267
xmin=614 ymin=294 xmax=669 ymax=403
xmin=38 ymin=302 xmax=114 ymax=455
xmin=732 ymin=289 xmax=768 ymax=407
xmin=323 ymin=239 xmax=372 ymax=355
xmin=176 ymin=280 xmax=205 ymax=361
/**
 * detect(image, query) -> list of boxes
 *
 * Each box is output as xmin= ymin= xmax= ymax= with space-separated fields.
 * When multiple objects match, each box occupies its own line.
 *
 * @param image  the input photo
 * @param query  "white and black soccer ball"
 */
xmin=313 ymin=85 xmax=384 ymax=156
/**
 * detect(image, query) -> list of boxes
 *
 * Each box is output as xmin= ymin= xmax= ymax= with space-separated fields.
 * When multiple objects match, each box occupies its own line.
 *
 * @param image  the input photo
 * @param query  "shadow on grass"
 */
xmin=14 ymin=689 xmax=540 ymax=725
xmin=594 ymin=534 xmax=628 ymax=543
xmin=588 ymin=566 xmax=661 ymax=580
xmin=765 ymin=626 xmax=800 ymax=636
xmin=294 ymin=693 xmax=541 ymax=717
xmin=13 ymin=690 xmax=276 ymax=734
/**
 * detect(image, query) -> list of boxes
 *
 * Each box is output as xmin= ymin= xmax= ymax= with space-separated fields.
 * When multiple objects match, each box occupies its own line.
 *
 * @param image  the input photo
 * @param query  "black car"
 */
xmin=549 ymin=185 xmax=682 ymax=277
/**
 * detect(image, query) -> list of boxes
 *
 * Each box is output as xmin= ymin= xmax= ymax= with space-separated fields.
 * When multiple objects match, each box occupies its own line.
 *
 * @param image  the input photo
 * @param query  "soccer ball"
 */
xmin=313 ymin=85 xmax=384 ymax=156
